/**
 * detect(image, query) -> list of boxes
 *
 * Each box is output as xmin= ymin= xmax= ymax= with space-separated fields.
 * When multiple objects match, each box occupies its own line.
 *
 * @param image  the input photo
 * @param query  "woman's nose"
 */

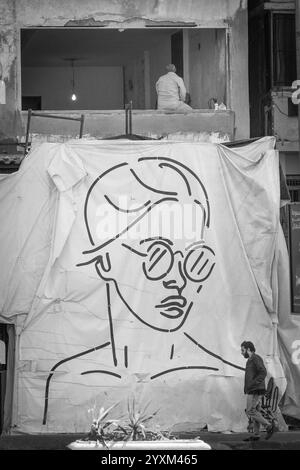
xmin=163 ymin=257 xmax=187 ymax=292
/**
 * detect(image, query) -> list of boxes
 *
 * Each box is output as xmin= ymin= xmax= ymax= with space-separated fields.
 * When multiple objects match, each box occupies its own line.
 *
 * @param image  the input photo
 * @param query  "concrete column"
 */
xmin=144 ymin=50 xmax=151 ymax=109
xmin=183 ymin=30 xmax=190 ymax=92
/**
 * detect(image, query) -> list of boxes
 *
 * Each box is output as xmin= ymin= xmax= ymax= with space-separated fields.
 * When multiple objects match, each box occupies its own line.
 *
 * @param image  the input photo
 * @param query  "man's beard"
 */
xmin=244 ymin=352 xmax=249 ymax=358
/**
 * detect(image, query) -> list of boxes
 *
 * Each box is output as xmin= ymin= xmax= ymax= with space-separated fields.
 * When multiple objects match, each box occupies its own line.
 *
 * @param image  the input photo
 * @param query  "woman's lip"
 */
xmin=158 ymin=296 xmax=187 ymax=308
xmin=156 ymin=302 xmax=185 ymax=309
xmin=159 ymin=308 xmax=184 ymax=319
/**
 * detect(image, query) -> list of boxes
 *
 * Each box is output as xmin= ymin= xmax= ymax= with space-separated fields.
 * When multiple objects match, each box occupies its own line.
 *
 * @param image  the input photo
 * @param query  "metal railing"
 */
xmin=24 ymin=109 xmax=85 ymax=156
xmin=125 ymin=101 xmax=133 ymax=135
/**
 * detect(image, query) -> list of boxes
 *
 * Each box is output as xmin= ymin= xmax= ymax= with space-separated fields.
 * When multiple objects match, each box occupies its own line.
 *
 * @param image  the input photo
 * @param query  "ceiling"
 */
xmin=21 ymin=28 xmax=179 ymax=67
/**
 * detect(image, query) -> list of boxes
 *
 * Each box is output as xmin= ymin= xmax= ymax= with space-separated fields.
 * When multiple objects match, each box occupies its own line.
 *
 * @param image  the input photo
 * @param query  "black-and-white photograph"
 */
xmin=0 ymin=0 xmax=300 ymax=457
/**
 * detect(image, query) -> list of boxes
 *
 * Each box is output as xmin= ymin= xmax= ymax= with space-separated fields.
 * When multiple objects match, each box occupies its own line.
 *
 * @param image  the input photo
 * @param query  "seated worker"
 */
xmin=155 ymin=64 xmax=193 ymax=113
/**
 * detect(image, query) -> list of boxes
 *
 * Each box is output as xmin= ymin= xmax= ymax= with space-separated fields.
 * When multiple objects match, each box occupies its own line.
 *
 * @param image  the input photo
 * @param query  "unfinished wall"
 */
xmin=22 ymin=66 xmax=124 ymax=110
xmin=230 ymin=5 xmax=249 ymax=140
xmin=0 ymin=1 xmax=21 ymax=138
xmin=0 ymin=0 xmax=249 ymax=139
xmin=12 ymin=0 xmax=248 ymax=28
xmin=149 ymin=35 xmax=171 ymax=108
xmin=189 ymin=29 xmax=226 ymax=109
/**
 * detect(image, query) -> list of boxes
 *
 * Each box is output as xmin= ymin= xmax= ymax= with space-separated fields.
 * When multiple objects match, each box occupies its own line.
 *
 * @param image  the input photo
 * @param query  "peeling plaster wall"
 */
xmin=0 ymin=0 xmax=249 ymax=139
xmin=22 ymin=66 xmax=124 ymax=109
xmin=12 ymin=0 xmax=247 ymax=28
xmin=230 ymin=4 xmax=249 ymax=139
xmin=0 ymin=1 xmax=22 ymax=137
xmin=189 ymin=29 xmax=226 ymax=109
xmin=0 ymin=1 xmax=15 ymax=78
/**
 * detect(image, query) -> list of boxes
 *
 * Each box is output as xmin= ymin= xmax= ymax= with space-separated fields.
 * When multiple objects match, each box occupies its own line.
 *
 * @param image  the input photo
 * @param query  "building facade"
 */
xmin=0 ymin=0 xmax=250 ymax=144
xmin=248 ymin=0 xmax=299 ymax=192
xmin=1 ymin=0 xmax=300 ymax=434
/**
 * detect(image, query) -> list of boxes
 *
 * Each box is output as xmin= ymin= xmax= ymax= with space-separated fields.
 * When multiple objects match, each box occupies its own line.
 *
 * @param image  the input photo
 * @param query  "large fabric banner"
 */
xmin=0 ymin=137 xmax=292 ymax=433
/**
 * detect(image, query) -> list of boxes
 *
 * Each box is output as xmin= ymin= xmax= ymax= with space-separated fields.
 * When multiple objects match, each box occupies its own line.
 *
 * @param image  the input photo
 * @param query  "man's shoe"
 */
xmin=265 ymin=421 xmax=278 ymax=440
xmin=243 ymin=435 xmax=260 ymax=442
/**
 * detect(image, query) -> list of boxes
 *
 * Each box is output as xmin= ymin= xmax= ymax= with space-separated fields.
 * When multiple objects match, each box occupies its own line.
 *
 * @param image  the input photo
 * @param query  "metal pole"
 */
xmin=24 ymin=108 xmax=32 ymax=156
xmin=270 ymin=11 xmax=274 ymax=90
xmin=125 ymin=104 xmax=128 ymax=135
xmin=79 ymin=115 xmax=85 ymax=138
xmin=27 ymin=111 xmax=82 ymax=122
xmin=225 ymin=28 xmax=231 ymax=111
xmin=129 ymin=100 xmax=132 ymax=134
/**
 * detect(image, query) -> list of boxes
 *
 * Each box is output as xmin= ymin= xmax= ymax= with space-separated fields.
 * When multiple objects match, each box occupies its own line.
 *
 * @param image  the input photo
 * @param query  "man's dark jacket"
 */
xmin=244 ymin=353 xmax=267 ymax=394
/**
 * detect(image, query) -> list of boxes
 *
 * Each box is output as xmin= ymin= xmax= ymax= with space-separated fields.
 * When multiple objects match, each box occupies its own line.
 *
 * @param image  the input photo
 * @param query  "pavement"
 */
xmin=1 ymin=430 xmax=300 ymax=450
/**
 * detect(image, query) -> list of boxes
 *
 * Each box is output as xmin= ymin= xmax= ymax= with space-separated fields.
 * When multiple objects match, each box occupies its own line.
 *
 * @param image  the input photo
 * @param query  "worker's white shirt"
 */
xmin=156 ymin=72 xmax=187 ymax=110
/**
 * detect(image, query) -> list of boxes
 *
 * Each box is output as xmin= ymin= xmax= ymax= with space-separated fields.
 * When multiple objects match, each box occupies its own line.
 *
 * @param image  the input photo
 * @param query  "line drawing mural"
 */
xmin=42 ymin=156 xmax=245 ymax=425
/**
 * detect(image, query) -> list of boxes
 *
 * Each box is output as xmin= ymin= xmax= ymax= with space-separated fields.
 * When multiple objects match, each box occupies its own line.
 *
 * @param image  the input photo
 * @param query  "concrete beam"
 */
xmin=20 ymin=109 xmax=235 ymax=141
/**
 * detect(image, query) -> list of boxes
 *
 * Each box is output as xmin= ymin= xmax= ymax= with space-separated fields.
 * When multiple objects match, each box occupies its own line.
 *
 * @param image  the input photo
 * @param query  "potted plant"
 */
xmin=67 ymin=397 xmax=211 ymax=450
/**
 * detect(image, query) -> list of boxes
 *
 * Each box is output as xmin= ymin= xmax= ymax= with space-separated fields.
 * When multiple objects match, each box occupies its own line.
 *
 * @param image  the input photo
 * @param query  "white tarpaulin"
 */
xmin=0 ymin=137 xmax=293 ymax=433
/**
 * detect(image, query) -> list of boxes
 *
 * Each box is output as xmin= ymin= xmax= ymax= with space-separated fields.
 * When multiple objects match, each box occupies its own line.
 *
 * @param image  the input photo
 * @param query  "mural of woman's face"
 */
xmin=96 ymin=201 xmax=215 ymax=332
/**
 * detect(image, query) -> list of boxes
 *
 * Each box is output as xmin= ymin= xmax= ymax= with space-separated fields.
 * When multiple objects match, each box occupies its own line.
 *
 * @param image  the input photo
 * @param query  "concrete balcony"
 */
xmin=20 ymin=109 xmax=235 ymax=144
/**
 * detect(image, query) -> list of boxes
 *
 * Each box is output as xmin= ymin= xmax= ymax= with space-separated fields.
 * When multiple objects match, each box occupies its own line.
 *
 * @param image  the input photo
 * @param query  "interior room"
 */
xmin=21 ymin=27 xmax=227 ymax=111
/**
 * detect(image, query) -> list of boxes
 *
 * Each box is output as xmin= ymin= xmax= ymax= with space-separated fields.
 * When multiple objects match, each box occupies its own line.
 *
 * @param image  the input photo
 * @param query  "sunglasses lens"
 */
xmin=143 ymin=242 xmax=173 ymax=280
xmin=184 ymin=248 xmax=212 ymax=282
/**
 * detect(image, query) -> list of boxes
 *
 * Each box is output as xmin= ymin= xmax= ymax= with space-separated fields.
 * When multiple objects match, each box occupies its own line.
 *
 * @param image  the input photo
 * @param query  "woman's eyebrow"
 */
xmin=140 ymin=237 xmax=173 ymax=245
xmin=121 ymin=243 xmax=147 ymax=257
xmin=185 ymin=240 xmax=205 ymax=251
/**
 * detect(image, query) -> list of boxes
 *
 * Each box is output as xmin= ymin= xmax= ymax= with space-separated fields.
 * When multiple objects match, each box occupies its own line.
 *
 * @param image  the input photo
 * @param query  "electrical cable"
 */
xmin=273 ymin=102 xmax=292 ymax=117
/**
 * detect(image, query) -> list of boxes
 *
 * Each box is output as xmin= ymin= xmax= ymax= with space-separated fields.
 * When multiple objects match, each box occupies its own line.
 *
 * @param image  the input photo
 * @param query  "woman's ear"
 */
xmin=95 ymin=252 xmax=112 ymax=280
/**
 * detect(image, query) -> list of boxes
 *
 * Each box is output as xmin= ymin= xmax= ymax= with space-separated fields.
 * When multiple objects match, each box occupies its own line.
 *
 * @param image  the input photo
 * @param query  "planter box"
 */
xmin=67 ymin=439 xmax=211 ymax=451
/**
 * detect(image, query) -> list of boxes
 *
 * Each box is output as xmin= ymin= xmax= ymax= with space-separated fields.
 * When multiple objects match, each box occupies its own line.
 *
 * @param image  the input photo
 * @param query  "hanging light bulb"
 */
xmin=70 ymin=58 xmax=78 ymax=102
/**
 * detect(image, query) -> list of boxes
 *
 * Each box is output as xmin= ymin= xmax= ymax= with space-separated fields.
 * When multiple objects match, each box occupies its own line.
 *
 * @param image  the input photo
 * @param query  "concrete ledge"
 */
xmin=21 ymin=109 xmax=235 ymax=140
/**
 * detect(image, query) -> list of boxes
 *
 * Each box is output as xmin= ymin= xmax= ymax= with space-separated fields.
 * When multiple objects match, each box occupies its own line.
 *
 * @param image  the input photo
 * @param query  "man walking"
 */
xmin=155 ymin=64 xmax=192 ymax=113
xmin=241 ymin=341 xmax=278 ymax=441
